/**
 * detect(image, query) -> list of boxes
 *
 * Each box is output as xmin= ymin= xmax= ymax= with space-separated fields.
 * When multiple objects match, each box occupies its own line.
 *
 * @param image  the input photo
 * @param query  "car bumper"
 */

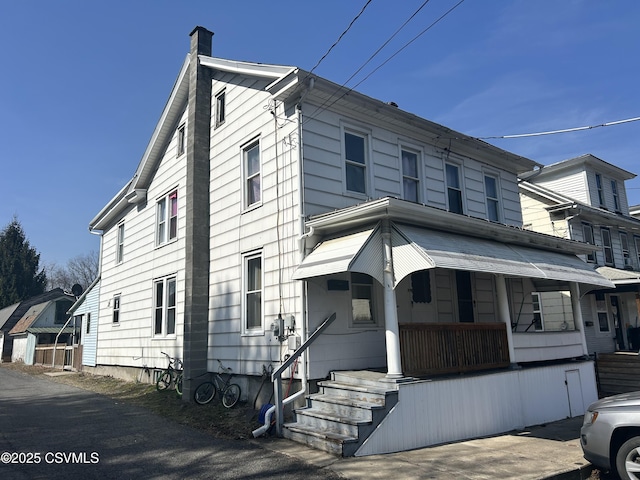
xmin=580 ymin=424 xmax=612 ymax=470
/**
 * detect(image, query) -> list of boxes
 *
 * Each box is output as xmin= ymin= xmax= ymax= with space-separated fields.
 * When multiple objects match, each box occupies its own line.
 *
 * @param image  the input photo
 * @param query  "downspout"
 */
xmin=253 ymin=93 xmax=310 ymax=437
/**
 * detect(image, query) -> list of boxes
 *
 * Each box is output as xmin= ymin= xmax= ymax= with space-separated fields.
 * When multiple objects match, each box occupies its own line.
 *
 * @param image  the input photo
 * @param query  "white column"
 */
xmin=570 ymin=282 xmax=589 ymax=357
xmin=495 ymin=274 xmax=516 ymax=365
xmin=381 ymin=223 xmax=403 ymax=378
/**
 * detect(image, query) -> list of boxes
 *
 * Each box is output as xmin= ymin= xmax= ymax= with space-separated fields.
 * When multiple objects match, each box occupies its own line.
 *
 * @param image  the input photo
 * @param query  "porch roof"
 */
xmin=292 ymin=222 xmax=614 ymax=289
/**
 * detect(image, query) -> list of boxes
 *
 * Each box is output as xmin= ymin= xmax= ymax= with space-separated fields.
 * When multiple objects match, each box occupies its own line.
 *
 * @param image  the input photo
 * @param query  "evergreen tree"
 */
xmin=0 ymin=218 xmax=47 ymax=309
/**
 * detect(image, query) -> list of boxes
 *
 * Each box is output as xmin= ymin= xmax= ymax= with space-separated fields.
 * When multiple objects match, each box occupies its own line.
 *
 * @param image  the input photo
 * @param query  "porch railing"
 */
xmin=34 ymin=344 xmax=79 ymax=369
xmin=399 ymin=322 xmax=510 ymax=376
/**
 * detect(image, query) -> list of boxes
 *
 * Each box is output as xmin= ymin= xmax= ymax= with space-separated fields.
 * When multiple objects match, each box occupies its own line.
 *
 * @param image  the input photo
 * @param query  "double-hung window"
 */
xmin=243 ymin=140 xmax=261 ymax=208
xmin=243 ymin=252 xmax=263 ymax=333
xmin=344 ymin=131 xmax=367 ymax=195
xmin=156 ymin=190 xmax=178 ymax=245
xmin=612 ymin=180 xmax=620 ymax=211
xmin=113 ymin=295 xmax=120 ymax=324
xmin=484 ymin=174 xmax=500 ymax=222
xmin=116 ymin=222 xmax=125 ymax=264
xmin=595 ymin=292 xmax=610 ymax=332
xmin=215 ymin=90 xmax=226 ymax=127
xmin=621 ymin=232 xmax=631 ymax=268
xmin=177 ymin=124 xmax=185 ymax=157
xmin=446 ymin=163 xmax=463 ymax=214
xmin=595 ymin=173 xmax=605 ymax=207
xmin=153 ymin=276 xmax=176 ymax=336
xmin=582 ymin=223 xmax=596 ymax=263
xmin=351 ymin=273 xmax=375 ymax=325
xmin=531 ymin=292 xmax=544 ymax=331
xmin=601 ymin=228 xmax=614 ymax=266
xmin=401 ymin=148 xmax=420 ymax=203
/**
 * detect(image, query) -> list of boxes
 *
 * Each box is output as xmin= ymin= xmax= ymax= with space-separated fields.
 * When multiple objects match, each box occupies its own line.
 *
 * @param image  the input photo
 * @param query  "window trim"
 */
xmin=445 ymin=162 xmax=464 ymax=214
xmin=156 ymin=189 xmax=178 ymax=246
xmin=215 ymin=89 xmax=226 ymax=127
xmin=595 ymin=173 xmax=605 ymax=207
xmin=242 ymin=251 xmax=264 ymax=335
xmin=85 ymin=312 xmax=91 ymax=335
xmin=483 ymin=172 xmax=500 ymax=222
xmin=594 ymin=292 xmax=611 ymax=333
xmin=242 ymin=138 xmax=262 ymax=210
xmin=116 ymin=222 xmax=125 ymax=264
xmin=582 ymin=223 xmax=596 ymax=263
xmin=621 ymin=231 xmax=631 ymax=268
xmin=112 ymin=295 xmax=121 ymax=325
xmin=531 ymin=292 xmax=544 ymax=331
xmin=601 ymin=228 xmax=615 ymax=266
xmin=152 ymin=276 xmax=177 ymax=338
xmin=611 ymin=180 xmax=621 ymax=212
xmin=400 ymin=145 xmax=421 ymax=203
xmin=342 ymin=125 xmax=370 ymax=197
xmin=176 ymin=124 xmax=185 ymax=157
xmin=350 ymin=272 xmax=377 ymax=327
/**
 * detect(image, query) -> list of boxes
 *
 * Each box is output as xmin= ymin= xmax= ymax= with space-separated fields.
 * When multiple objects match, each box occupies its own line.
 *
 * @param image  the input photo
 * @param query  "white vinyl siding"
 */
xmin=75 ymin=279 xmax=100 ymax=367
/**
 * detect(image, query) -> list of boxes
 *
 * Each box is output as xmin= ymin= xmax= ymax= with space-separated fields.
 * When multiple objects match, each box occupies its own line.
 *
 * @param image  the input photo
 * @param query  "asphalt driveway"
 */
xmin=0 ymin=367 xmax=342 ymax=480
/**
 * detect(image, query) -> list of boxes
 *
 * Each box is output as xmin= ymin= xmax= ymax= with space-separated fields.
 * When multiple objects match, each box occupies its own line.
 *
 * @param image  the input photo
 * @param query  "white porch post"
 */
xmin=381 ymin=221 xmax=403 ymax=378
xmin=495 ymin=274 xmax=517 ymax=365
xmin=570 ymin=282 xmax=589 ymax=357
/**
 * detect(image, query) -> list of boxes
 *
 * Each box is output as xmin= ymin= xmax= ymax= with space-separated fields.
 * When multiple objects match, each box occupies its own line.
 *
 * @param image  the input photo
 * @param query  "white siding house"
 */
xmin=68 ymin=277 xmax=101 ymax=367
xmin=88 ymin=27 xmax=614 ymax=456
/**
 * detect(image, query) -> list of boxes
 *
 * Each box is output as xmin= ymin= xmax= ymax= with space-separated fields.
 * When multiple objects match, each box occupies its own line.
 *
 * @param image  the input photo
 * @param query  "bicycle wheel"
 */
xmin=156 ymin=371 xmax=172 ymax=391
xmin=175 ymin=373 xmax=183 ymax=397
xmin=222 ymin=384 xmax=241 ymax=408
xmin=194 ymin=381 xmax=216 ymax=405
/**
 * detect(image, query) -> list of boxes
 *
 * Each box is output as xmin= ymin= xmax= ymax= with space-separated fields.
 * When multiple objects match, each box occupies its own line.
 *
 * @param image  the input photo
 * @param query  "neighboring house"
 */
xmin=0 ymin=289 xmax=71 ymax=362
xmin=87 ymin=27 xmax=613 ymax=456
xmin=8 ymin=293 xmax=76 ymax=365
xmin=631 ymin=204 xmax=640 ymax=220
xmin=520 ymin=154 xmax=640 ymax=355
xmin=67 ymin=277 xmax=101 ymax=368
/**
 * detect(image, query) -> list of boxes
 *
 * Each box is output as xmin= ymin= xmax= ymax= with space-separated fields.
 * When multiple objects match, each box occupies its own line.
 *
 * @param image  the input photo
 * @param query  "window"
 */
xmin=156 ymin=190 xmax=178 ymax=245
xmin=531 ymin=293 xmax=544 ymax=331
xmin=621 ymin=232 xmax=631 ymax=268
xmin=116 ymin=222 xmax=125 ymax=264
xmin=595 ymin=292 xmax=610 ymax=332
xmin=401 ymin=149 xmax=419 ymax=203
xmin=351 ymin=273 xmax=375 ymax=325
xmin=595 ymin=173 xmax=605 ymax=206
xmin=612 ymin=180 xmax=620 ymax=211
xmin=243 ymin=141 xmax=261 ymax=208
xmin=484 ymin=174 xmax=500 ymax=222
xmin=54 ymin=300 xmax=72 ymax=325
xmin=344 ymin=131 xmax=367 ymax=194
xmin=244 ymin=253 xmax=263 ymax=332
xmin=153 ymin=277 xmax=176 ymax=336
xmin=86 ymin=313 xmax=91 ymax=334
xmin=636 ymin=237 xmax=640 ymax=267
xmin=582 ymin=223 xmax=596 ymax=263
xmin=113 ymin=295 xmax=120 ymax=324
xmin=411 ymin=271 xmax=431 ymax=303
xmin=446 ymin=163 xmax=463 ymax=214
xmin=215 ymin=90 xmax=226 ymax=127
xmin=177 ymin=124 xmax=185 ymax=157
xmin=601 ymin=228 xmax=614 ymax=266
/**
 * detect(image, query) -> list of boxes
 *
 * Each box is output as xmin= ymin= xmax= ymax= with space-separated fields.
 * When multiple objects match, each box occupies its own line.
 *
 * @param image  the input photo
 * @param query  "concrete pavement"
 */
xmin=259 ymin=416 xmax=596 ymax=480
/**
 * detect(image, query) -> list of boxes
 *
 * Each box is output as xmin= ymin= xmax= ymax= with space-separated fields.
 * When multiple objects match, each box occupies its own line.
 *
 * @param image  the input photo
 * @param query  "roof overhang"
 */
xmin=596 ymin=266 xmax=640 ymax=286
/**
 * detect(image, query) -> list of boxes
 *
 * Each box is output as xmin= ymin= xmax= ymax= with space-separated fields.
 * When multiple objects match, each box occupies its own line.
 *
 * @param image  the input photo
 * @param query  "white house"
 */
xmin=67 ymin=277 xmax=101 ymax=368
xmin=88 ymin=27 xmax=613 ymax=456
xmin=520 ymin=155 xmax=640 ymax=355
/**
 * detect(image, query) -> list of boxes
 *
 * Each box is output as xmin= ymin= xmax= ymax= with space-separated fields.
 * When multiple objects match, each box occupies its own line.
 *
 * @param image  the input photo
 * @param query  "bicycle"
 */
xmin=193 ymin=360 xmax=241 ymax=408
xmin=156 ymin=351 xmax=183 ymax=397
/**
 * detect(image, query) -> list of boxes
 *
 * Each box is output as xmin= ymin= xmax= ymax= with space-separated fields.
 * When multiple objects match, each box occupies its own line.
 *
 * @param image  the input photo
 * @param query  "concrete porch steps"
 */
xmin=282 ymin=370 xmax=399 ymax=457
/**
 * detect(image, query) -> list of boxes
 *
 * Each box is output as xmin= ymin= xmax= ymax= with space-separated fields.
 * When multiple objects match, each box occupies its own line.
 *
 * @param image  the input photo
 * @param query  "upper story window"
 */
xmin=582 ymin=223 xmax=596 ymax=263
xmin=351 ymin=273 xmax=375 ymax=326
xmin=243 ymin=140 xmax=261 ymax=208
xmin=112 ymin=295 xmax=121 ymax=324
xmin=243 ymin=252 xmax=263 ymax=334
xmin=636 ymin=237 xmax=640 ymax=268
xmin=116 ymin=222 xmax=125 ymax=264
xmin=621 ymin=232 xmax=631 ymax=268
xmin=531 ymin=292 xmax=544 ymax=331
xmin=54 ymin=300 xmax=73 ymax=325
xmin=446 ymin=163 xmax=463 ymax=214
xmin=344 ymin=131 xmax=367 ymax=195
xmin=156 ymin=190 xmax=178 ymax=246
xmin=153 ymin=276 xmax=176 ymax=337
xmin=601 ymin=228 xmax=614 ymax=266
xmin=595 ymin=173 xmax=605 ymax=207
xmin=401 ymin=148 xmax=420 ymax=203
xmin=177 ymin=124 xmax=185 ymax=157
xmin=85 ymin=312 xmax=91 ymax=334
xmin=215 ymin=90 xmax=226 ymax=127
xmin=484 ymin=174 xmax=500 ymax=222
xmin=611 ymin=180 xmax=621 ymax=212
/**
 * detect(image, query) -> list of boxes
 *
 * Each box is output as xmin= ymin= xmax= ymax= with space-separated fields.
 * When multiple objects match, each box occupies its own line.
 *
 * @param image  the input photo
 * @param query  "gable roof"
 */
xmin=9 ymin=301 xmax=50 ymax=335
xmin=0 ymin=289 xmax=69 ymax=335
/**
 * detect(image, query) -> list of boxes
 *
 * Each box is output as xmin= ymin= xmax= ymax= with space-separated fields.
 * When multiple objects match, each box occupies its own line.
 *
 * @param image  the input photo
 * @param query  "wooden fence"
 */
xmin=399 ymin=323 xmax=510 ymax=376
xmin=34 ymin=344 xmax=82 ymax=370
xmin=596 ymin=352 xmax=640 ymax=397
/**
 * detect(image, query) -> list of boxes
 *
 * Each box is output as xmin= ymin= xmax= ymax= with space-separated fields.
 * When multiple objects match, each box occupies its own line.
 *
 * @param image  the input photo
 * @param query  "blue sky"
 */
xmin=1 ymin=0 xmax=639 ymax=267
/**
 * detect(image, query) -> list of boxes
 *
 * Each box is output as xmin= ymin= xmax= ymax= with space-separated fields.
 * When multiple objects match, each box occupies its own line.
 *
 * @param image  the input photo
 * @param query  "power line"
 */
xmin=305 ymin=0 xmax=466 ymax=123
xmin=479 ymin=116 xmax=640 ymax=139
xmin=307 ymin=0 xmax=374 ymax=76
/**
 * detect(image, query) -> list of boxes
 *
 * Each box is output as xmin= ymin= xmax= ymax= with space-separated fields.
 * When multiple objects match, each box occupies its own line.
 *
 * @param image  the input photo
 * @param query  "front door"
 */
xmin=456 ymin=271 xmax=474 ymax=322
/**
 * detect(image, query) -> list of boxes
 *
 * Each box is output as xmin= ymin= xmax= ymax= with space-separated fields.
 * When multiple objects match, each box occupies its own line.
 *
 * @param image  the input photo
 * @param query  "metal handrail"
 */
xmin=271 ymin=312 xmax=336 ymax=435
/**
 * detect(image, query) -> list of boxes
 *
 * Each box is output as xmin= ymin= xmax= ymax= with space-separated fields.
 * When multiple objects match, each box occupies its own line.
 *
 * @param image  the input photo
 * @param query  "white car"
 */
xmin=581 ymin=391 xmax=640 ymax=480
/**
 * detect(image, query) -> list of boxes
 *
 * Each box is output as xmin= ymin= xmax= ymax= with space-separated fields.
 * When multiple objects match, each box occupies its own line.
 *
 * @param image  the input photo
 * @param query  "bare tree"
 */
xmin=46 ymin=251 xmax=98 ymax=293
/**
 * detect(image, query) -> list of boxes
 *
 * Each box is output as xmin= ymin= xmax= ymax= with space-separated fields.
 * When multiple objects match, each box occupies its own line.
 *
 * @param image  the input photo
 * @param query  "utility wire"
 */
xmin=479 ymin=116 xmax=640 ymax=139
xmin=307 ymin=0 xmax=374 ymax=76
xmin=305 ymin=0 xmax=466 ymax=124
